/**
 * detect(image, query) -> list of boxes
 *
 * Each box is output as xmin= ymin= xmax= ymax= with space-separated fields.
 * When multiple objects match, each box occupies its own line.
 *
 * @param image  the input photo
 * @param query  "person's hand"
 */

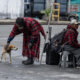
xmin=55 ymin=43 xmax=58 ymax=46
xmin=28 ymin=43 xmax=32 ymax=49
xmin=5 ymin=43 xmax=10 ymax=50
xmin=61 ymin=44 xmax=64 ymax=48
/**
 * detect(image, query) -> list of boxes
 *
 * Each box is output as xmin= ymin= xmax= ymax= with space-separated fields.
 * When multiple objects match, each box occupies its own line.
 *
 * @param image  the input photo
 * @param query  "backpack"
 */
xmin=51 ymin=28 xmax=67 ymax=45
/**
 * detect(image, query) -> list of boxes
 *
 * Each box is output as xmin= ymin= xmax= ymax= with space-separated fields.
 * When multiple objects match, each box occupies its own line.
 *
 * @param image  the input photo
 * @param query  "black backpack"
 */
xmin=51 ymin=28 xmax=67 ymax=46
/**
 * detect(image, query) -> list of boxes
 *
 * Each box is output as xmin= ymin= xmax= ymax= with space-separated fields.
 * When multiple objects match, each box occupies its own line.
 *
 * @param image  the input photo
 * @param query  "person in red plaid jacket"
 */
xmin=61 ymin=19 xmax=80 ymax=67
xmin=6 ymin=17 xmax=46 ymax=65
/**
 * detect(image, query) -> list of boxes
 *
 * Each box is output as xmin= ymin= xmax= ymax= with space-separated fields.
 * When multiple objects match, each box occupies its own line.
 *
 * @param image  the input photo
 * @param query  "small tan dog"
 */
xmin=0 ymin=44 xmax=18 ymax=64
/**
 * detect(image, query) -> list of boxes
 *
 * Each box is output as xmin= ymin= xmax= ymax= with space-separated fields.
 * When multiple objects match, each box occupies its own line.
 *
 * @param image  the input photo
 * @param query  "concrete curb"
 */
xmin=0 ymin=19 xmax=15 ymax=25
xmin=0 ymin=19 xmax=80 ymax=25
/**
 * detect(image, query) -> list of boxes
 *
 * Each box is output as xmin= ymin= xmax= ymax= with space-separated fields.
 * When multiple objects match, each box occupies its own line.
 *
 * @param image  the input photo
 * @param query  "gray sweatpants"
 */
xmin=61 ymin=51 xmax=71 ymax=67
xmin=61 ymin=45 xmax=80 ymax=67
xmin=62 ymin=51 xmax=71 ymax=61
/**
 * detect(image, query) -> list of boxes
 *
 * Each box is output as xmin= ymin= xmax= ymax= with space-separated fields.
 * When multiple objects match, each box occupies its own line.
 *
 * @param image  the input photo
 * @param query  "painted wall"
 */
xmin=0 ymin=0 xmax=24 ymax=19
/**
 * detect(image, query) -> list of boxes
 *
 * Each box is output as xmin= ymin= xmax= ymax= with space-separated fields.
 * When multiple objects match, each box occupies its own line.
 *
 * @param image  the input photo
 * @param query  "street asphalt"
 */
xmin=0 ymin=25 xmax=80 ymax=80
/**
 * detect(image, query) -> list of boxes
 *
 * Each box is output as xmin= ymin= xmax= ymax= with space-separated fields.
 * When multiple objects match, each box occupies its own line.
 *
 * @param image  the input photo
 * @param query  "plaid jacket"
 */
xmin=63 ymin=25 xmax=80 ymax=48
xmin=8 ymin=17 xmax=46 ymax=59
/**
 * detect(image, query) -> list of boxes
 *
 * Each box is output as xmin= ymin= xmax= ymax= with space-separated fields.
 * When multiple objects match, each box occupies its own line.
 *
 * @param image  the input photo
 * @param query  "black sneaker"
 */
xmin=22 ymin=59 xmax=28 ymax=64
xmin=22 ymin=58 xmax=34 ymax=65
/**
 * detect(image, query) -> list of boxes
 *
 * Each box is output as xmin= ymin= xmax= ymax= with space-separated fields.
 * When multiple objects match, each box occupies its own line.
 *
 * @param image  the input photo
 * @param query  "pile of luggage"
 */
xmin=44 ymin=28 xmax=67 ymax=65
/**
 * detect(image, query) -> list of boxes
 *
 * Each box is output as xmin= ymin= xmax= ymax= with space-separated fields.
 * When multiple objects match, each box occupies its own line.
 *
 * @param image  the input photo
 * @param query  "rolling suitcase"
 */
xmin=46 ymin=44 xmax=60 ymax=65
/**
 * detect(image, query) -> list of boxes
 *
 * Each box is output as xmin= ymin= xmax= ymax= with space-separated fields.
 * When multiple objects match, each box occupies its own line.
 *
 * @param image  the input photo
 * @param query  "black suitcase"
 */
xmin=46 ymin=46 xmax=60 ymax=65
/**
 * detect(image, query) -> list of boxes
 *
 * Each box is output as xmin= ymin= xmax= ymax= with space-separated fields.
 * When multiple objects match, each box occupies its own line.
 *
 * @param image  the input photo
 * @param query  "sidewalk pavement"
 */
xmin=0 ymin=25 xmax=80 ymax=80
xmin=0 ymin=19 xmax=79 ymax=25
